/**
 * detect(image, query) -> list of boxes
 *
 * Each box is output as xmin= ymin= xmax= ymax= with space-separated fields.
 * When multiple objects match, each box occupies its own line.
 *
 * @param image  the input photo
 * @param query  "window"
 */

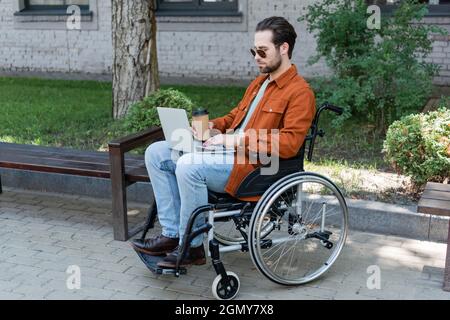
xmin=367 ymin=0 xmax=450 ymax=16
xmin=17 ymin=0 xmax=90 ymax=15
xmin=156 ymin=0 xmax=240 ymax=16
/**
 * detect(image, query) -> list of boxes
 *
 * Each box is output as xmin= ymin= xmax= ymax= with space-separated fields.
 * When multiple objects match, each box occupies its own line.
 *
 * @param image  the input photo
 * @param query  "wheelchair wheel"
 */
xmin=248 ymin=172 xmax=348 ymax=286
xmin=212 ymin=271 xmax=240 ymax=300
xmin=214 ymin=212 xmax=275 ymax=246
xmin=213 ymin=217 xmax=247 ymax=245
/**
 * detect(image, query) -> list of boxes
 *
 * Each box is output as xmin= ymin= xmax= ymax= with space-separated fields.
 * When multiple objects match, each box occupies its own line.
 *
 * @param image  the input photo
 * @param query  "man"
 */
xmin=132 ymin=16 xmax=316 ymax=268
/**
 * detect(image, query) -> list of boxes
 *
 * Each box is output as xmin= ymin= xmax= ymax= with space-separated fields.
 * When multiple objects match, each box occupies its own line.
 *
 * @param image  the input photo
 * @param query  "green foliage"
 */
xmin=124 ymin=88 xmax=194 ymax=132
xmin=383 ymin=102 xmax=450 ymax=186
xmin=299 ymin=0 xmax=446 ymax=132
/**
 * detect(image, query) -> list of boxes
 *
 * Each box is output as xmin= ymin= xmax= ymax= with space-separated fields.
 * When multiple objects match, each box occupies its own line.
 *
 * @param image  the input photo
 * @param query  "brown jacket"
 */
xmin=211 ymin=64 xmax=316 ymax=201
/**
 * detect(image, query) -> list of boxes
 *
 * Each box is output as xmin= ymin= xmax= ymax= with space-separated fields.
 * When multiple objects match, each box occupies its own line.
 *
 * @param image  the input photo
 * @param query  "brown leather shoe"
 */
xmin=157 ymin=245 xmax=206 ymax=268
xmin=131 ymin=235 xmax=179 ymax=256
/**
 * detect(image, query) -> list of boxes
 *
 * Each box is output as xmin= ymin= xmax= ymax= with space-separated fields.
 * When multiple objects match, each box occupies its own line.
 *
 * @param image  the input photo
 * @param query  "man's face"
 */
xmin=253 ymin=30 xmax=282 ymax=74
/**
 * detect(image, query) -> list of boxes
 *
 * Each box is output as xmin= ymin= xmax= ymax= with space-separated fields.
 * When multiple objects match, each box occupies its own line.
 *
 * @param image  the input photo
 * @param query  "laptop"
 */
xmin=156 ymin=107 xmax=235 ymax=154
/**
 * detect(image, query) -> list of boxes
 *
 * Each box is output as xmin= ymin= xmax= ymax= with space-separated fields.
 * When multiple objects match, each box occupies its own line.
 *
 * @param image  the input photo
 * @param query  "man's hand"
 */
xmin=190 ymin=121 xmax=215 ymax=140
xmin=202 ymin=134 xmax=225 ymax=147
xmin=203 ymin=133 xmax=238 ymax=149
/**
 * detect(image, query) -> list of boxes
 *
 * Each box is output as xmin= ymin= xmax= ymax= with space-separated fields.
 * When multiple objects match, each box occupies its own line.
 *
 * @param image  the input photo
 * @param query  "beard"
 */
xmin=259 ymin=55 xmax=282 ymax=74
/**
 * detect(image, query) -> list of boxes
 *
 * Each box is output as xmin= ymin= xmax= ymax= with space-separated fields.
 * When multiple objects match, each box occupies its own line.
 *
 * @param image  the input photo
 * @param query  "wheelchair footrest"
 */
xmin=134 ymin=250 xmax=187 ymax=276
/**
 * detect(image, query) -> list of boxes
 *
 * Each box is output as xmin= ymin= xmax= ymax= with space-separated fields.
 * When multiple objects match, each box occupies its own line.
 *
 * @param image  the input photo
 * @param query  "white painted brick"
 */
xmin=433 ymin=41 xmax=448 ymax=47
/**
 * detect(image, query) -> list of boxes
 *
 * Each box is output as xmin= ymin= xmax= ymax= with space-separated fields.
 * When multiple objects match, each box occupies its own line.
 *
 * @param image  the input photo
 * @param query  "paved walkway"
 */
xmin=0 ymin=187 xmax=449 ymax=300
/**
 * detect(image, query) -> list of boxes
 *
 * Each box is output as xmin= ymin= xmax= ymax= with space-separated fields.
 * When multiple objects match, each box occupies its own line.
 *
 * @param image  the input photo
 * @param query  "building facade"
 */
xmin=1 ymin=0 xmax=450 ymax=84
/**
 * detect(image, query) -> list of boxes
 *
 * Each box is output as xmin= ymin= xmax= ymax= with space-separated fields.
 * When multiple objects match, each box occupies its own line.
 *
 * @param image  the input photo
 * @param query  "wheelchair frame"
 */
xmin=134 ymin=102 xmax=349 ymax=300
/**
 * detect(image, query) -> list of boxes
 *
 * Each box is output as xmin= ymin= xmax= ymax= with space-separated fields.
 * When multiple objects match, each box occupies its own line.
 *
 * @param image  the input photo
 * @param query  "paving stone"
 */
xmin=97 ymin=271 xmax=136 ymax=283
xmin=128 ymin=276 xmax=172 ymax=290
xmin=0 ymin=279 xmax=20 ymax=292
xmin=10 ymin=274 xmax=51 ymax=287
xmin=6 ymin=255 xmax=44 ymax=267
xmin=0 ymin=291 xmax=25 ymax=299
xmin=56 ymin=248 xmax=91 ymax=259
xmin=37 ymin=270 xmax=68 ymax=281
xmin=139 ymin=286 xmax=180 ymax=300
xmin=22 ymin=222 xmax=54 ymax=232
xmin=86 ymin=252 xmax=124 ymax=264
xmin=0 ymin=271 xmax=20 ymax=281
xmin=0 ymin=203 xmax=21 ymax=210
xmin=78 ymin=287 xmax=116 ymax=299
xmin=116 ymin=256 xmax=142 ymax=267
xmin=0 ymin=211 xmax=25 ymax=221
xmin=30 ymin=243 xmax=66 ymax=255
xmin=109 ymin=292 xmax=151 ymax=300
xmin=103 ymin=281 xmax=147 ymax=295
xmin=165 ymin=281 xmax=211 ymax=296
xmin=45 ymin=290 xmax=89 ymax=300
xmin=124 ymin=265 xmax=160 ymax=277
xmin=2 ymin=247 xmax=40 ymax=258
xmin=53 ymin=240 xmax=86 ymax=250
xmin=13 ymin=285 xmax=53 ymax=299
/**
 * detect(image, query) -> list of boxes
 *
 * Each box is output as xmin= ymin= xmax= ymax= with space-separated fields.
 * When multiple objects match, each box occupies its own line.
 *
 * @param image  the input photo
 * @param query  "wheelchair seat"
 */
xmin=208 ymin=145 xmax=305 ymax=202
xmin=208 ymin=190 xmax=239 ymax=205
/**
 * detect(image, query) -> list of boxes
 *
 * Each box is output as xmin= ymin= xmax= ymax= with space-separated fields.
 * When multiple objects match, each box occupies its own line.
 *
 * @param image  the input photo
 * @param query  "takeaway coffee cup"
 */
xmin=192 ymin=108 xmax=210 ymax=141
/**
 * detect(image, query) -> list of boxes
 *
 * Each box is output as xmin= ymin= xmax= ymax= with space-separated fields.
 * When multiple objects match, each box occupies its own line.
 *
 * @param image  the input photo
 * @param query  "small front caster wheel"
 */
xmin=212 ymin=271 xmax=240 ymax=300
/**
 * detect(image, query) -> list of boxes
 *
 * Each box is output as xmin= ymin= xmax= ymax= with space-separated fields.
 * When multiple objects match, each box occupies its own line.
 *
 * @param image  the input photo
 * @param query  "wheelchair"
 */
xmin=133 ymin=102 xmax=349 ymax=300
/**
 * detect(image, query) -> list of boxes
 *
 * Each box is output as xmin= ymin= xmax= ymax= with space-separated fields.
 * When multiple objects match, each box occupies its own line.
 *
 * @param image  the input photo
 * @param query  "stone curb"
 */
xmin=1 ymin=168 xmax=448 ymax=243
xmin=346 ymin=198 xmax=448 ymax=243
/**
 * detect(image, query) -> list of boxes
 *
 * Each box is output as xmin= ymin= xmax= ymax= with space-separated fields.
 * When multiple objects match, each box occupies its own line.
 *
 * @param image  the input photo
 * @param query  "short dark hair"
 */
xmin=255 ymin=16 xmax=297 ymax=59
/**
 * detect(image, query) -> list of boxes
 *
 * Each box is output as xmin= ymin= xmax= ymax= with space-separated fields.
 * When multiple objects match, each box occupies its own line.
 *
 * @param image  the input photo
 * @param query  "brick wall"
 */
xmin=428 ymin=35 xmax=450 ymax=85
xmin=0 ymin=0 xmax=112 ymax=74
xmin=1 ymin=0 xmax=450 ymax=85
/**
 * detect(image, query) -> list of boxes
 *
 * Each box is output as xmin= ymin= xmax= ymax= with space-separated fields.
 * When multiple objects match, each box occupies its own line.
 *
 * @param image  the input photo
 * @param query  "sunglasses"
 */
xmin=250 ymin=48 xmax=268 ymax=59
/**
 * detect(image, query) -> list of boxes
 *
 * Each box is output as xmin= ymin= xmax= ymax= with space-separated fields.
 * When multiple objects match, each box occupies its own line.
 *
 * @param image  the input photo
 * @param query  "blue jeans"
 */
xmin=145 ymin=141 xmax=234 ymax=248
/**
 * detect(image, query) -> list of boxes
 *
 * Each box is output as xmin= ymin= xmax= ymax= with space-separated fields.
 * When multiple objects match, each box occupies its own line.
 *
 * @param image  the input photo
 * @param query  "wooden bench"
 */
xmin=0 ymin=126 xmax=164 ymax=241
xmin=418 ymin=182 xmax=450 ymax=291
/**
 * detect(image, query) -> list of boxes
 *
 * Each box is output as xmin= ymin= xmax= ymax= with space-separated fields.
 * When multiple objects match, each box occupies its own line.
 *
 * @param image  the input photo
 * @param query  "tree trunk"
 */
xmin=112 ymin=0 xmax=160 ymax=119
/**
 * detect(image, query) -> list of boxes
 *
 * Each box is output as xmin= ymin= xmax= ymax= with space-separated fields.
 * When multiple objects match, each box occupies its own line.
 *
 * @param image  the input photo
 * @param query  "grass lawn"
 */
xmin=0 ymin=76 xmax=411 ymax=203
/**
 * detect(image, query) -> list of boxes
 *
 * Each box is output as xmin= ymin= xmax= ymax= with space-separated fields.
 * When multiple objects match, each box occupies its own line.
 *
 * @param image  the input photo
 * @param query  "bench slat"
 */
xmin=418 ymin=198 xmax=450 ymax=216
xmin=0 ymin=145 xmax=145 ymax=168
xmin=422 ymin=189 xmax=450 ymax=202
xmin=0 ymin=142 xmax=145 ymax=167
xmin=1 ymin=142 xmax=109 ymax=158
xmin=425 ymin=182 xmax=450 ymax=192
xmin=0 ymin=152 xmax=112 ymax=178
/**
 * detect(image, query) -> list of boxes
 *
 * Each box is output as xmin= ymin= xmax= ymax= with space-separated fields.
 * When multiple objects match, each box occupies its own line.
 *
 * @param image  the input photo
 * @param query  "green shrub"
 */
xmin=124 ymin=88 xmax=194 ymax=132
xmin=299 ymin=0 xmax=446 ymax=132
xmin=383 ymin=103 xmax=450 ymax=186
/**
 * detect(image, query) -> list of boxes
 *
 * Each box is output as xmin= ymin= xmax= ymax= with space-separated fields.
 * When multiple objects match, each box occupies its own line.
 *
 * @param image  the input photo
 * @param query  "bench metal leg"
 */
xmin=110 ymin=148 xmax=128 ymax=241
xmin=0 ymin=173 xmax=2 ymax=194
xmin=444 ymin=220 xmax=450 ymax=292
